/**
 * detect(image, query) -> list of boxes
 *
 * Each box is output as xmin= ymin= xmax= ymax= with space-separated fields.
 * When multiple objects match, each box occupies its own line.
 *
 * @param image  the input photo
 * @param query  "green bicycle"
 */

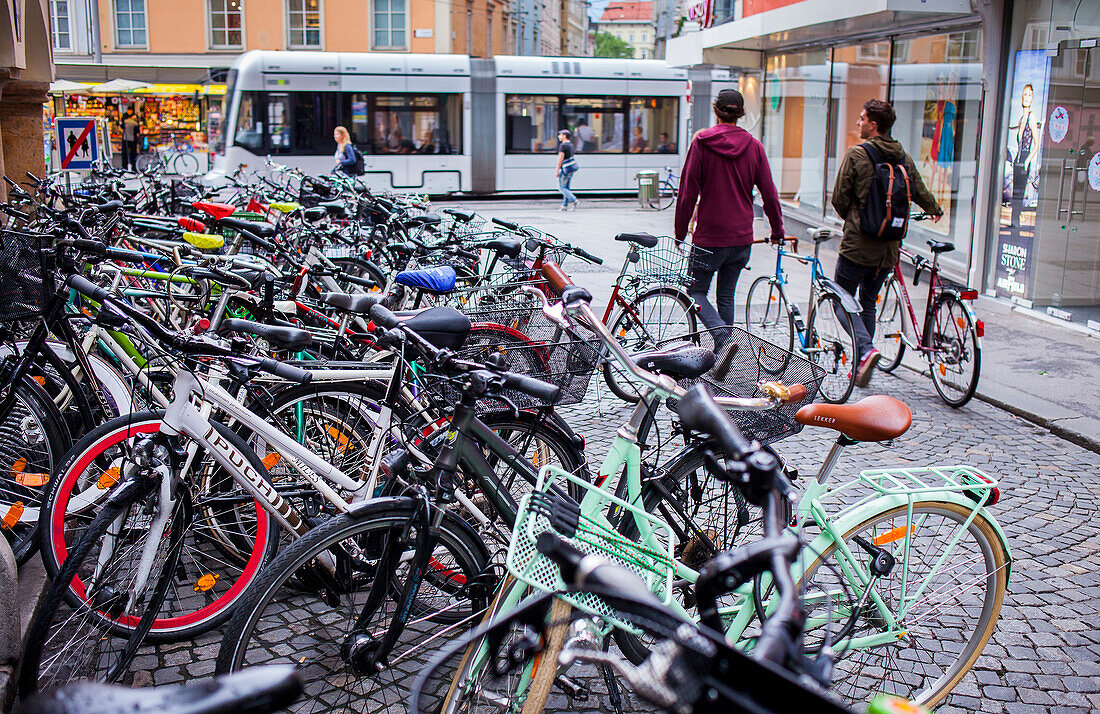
xmin=441 ymin=261 xmax=1010 ymax=711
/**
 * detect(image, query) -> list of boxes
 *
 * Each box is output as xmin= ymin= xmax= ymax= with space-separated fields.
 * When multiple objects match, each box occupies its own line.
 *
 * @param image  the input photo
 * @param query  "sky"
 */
xmin=588 ymin=0 xmax=611 ymax=22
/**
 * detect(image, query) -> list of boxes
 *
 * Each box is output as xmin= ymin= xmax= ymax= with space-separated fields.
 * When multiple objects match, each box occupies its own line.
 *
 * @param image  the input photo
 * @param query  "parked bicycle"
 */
xmin=135 ymin=145 xmax=202 ymax=177
xmin=648 ymin=165 xmax=679 ymax=210
xmin=744 ymin=230 xmax=861 ymax=402
xmin=872 ymin=213 xmax=983 ymax=407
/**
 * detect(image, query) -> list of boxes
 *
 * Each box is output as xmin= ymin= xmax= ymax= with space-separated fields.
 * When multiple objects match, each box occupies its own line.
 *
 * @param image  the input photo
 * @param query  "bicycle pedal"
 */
xmin=555 ymin=675 xmax=588 ymax=701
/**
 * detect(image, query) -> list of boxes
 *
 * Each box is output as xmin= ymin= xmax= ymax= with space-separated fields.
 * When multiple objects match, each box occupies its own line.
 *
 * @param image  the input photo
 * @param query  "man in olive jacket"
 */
xmin=832 ymin=98 xmax=943 ymax=387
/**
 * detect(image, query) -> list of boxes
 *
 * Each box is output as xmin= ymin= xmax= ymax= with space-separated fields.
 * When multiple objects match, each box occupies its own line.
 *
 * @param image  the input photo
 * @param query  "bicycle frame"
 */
xmin=887 ymin=247 xmax=977 ymax=357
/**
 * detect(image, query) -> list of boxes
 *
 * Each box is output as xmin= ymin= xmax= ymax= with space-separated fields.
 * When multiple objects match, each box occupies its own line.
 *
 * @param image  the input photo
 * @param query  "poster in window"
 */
xmin=917 ymin=69 xmax=959 ymax=237
xmin=994 ymin=49 xmax=1050 ymax=300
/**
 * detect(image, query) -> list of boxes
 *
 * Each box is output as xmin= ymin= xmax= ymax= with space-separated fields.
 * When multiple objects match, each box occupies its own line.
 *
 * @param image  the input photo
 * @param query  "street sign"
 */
xmin=55 ymin=117 xmax=99 ymax=171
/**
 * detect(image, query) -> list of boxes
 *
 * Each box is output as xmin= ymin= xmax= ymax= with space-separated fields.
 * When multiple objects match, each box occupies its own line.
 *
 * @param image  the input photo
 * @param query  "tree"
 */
xmin=594 ymin=31 xmax=634 ymax=58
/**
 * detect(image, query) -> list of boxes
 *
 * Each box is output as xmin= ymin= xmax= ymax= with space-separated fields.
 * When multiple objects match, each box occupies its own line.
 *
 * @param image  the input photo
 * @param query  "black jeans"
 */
xmin=121 ymin=140 xmax=137 ymax=170
xmin=687 ymin=244 xmax=752 ymax=335
xmin=833 ymin=255 xmax=891 ymax=361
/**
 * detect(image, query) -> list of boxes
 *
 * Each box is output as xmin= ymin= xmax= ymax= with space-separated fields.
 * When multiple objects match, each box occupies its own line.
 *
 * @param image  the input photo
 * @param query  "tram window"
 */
xmin=233 ymin=91 xmax=265 ymax=153
xmin=288 ymin=93 xmax=340 ymax=155
xmin=564 ymin=97 xmax=626 ymax=153
xmin=350 ymin=93 xmax=461 ymax=155
xmin=629 ymin=97 xmax=678 ymax=153
xmin=506 ymin=95 xmax=560 ymax=153
xmin=267 ymin=94 xmax=291 ymax=151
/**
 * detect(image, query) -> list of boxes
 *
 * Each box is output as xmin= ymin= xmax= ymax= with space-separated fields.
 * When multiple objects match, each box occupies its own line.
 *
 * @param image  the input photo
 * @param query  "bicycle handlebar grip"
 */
xmin=340 ymin=272 xmax=379 ymax=289
xmin=66 ymin=274 xmax=111 ymax=303
xmin=491 ymin=217 xmax=519 ymax=231
xmin=258 ymin=358 xmax=313 ymax=385
xmin=105 ymin=247 xmax=153 ymax=264
xmin=502 ymin=373 xmax=561 ymax=405
xmin=369 ymin=303 xmax=401 ymax=330
xmin=573 ymin=247 xmax=604 ymax=266
xmin=676 ymin=384 xmax=753 ymax=458
xmin=237 ymin=228 xmax=276 ymax=252
xmin=541 ymin=261 xmax=572 ymax=294
xmin=69 ymin=238 xmax=107 ymax=256
xmin=783 ymin=384 xmax=808 ymax=404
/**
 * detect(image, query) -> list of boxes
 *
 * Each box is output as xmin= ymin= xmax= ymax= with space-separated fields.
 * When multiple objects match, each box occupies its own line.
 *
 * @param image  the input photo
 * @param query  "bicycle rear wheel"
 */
xmin=928 ymin=294 xmax=980 ymax=408
xmin=171 ymin=152 xmax=201 ymax=176
xmin=797 ymin=501 xmax=1008 ymax=708
xmin=873 ymin=276 xmax=906 ymax=373
xmin=647 ymin=183 xmax=676 ymax=211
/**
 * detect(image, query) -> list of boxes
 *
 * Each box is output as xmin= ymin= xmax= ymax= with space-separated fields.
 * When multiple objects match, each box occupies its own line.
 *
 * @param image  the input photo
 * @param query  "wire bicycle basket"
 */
xmin=0 ymin=231 xmax=50 ymax=325
xmin=633 ymin=237 xmax=705 ymax=287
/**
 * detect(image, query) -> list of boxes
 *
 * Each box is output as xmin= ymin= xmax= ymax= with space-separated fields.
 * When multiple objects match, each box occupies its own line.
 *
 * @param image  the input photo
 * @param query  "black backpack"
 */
xmin=350 ymin=144 xmax=366 ymax=176
xmin=857 ymin=142 xmax=911 ymax=241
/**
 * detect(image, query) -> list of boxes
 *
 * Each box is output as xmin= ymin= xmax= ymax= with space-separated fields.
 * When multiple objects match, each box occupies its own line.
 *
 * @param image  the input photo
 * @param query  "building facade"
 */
xmin=597 ymin=1 xmax=656 ymax=59
xmin=668 ymin=0 xmax=1100 ymax=331
xmin=2 ymin=0 xmax=54 ymax=200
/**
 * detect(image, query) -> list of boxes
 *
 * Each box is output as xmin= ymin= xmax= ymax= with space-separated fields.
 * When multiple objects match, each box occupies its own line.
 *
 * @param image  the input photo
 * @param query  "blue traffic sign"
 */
xmin=55 ymin=117 xmax=99 ymax=170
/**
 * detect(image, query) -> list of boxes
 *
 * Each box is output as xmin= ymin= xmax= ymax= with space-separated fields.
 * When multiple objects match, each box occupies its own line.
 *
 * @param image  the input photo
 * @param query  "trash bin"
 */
xmin=636 ymin=170 xmax=658 ymax=208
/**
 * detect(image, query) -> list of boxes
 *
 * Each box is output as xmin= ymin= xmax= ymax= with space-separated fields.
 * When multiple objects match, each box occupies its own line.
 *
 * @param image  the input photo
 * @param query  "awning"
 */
xmin=667 ymin=0 xmax=974 ymax=67
xmin=48 ymin=79 xmax=93 ymax=93
xmin=88 ymin=78 xmax=154 ymax=93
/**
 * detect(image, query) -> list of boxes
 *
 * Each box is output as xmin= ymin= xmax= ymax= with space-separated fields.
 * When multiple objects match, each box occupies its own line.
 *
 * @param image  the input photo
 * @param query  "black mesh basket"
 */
xmin=666 ymin=326 xmax=825 ymax=445
xmin=0 ymin=231 xmax=49 ymax=324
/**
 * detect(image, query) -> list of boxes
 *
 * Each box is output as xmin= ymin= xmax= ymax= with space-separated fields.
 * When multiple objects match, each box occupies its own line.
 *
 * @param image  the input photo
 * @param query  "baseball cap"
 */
xmin=714 ymin=89 xmax=744 ymax=112
xmin=558 ymin=129 xmax=572 ymax=139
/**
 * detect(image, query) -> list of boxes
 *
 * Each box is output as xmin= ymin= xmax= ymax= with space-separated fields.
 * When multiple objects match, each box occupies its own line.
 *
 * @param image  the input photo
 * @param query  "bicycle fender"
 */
xmin=936 ymin=291 xmax=984 ymax=350
xmin=805 ymin=492 xmax=1011 ymax=582
xmin=818 ymin=278 xmax=861 ymax=314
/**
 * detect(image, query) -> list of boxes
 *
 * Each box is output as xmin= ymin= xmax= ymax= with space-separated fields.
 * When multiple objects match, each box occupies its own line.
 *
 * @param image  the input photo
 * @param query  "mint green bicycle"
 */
xmin=437 ymin=262 xmax=1010 ymax=711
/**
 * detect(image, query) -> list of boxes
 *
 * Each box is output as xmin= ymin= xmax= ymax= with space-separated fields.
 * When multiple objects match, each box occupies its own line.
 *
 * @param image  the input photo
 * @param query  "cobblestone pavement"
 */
xmin=117 ymin=358 xmax=1100 ymax=713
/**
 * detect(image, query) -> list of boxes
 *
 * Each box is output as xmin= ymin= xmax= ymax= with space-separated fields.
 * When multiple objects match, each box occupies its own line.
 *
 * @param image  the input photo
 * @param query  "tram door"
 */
xmin=1032 ymin=38 xmax=1100 ymax=323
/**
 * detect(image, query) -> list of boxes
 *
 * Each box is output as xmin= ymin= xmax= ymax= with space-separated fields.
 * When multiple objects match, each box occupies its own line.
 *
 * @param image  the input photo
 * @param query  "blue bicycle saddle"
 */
xmin=394 ymin=265 xmax=457 ymax=294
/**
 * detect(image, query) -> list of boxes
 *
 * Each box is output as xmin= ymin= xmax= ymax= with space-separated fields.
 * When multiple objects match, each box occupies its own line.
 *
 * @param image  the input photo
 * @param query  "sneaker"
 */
xmin=559 ymin=205 xmax=569 ymax=211
xmin=570 ymin=199 xmax=580 ymax=210
xmin=855 ymin=349 xmax=881 ymax=388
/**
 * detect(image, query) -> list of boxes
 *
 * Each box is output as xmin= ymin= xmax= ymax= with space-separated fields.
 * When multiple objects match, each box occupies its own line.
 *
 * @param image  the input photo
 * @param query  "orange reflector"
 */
xmin=2 ymin=502 xmax=24 ymax=529
xmin=33 ymin=375 xmax=45 ymax=386
xmin=939 ymin=364 xmax=947 ymax=376
xmin=841 ymin=354 xmax=848 ymax=366
xmin=194 ymin=573 xmax=220 ymax=592
xmin=12 ymin=459 xmax=48 ymax=487
xmin=956 ymin=317 xmax=966 ymax=329
xmin=262 ymin=453 xmax=282 ymax=469
xmin=770 ymin=295 xmax=776 ymax=302
xmin=872 ymin=525 xmax=914 ymax=546
xmin=618 ymin=329 xmax=627 ymax=338
xmin=97 ymin=466 xmax=121 ymax=490
xmin=326 ymin=425 xmax=355 ymax=452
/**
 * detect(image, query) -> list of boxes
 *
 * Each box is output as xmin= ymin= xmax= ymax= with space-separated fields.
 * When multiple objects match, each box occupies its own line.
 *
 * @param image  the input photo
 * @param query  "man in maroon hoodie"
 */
xmin=674 ymin=89 xmax=786 ymax=341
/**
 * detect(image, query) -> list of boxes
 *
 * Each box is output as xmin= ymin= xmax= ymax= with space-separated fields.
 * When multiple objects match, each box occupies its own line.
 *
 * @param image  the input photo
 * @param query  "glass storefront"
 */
xmin=989 ymin=0 xmax=1100 ymax=324
xmin=762 ymin=32 xmax=983 ymax=270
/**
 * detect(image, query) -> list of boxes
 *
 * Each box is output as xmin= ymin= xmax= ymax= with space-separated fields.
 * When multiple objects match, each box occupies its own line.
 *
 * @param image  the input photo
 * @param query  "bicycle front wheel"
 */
xmin=134 ymin=154 xmax=156 ymax=172
xmin=874 ymin=276 xmax=906 ymax=373
xmin=215 ymin=499 xmax=490 ymax=713
xmin=807 ymin=293 xmax=857 ymax=403
xmin=172 ymin=152 xmax=201 ymax=176
xmin=929 ymin=294 xmax=981 ymax=408
xmin=798 ymin=501 xmax=1008 ymax=708
xmin=648 ymin=183 xmax=676 ymax=210
xmin=603 ymin=286 xmax=696 ymax=403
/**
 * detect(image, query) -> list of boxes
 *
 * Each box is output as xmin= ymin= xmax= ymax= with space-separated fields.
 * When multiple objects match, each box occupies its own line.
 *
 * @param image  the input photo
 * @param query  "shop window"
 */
xmin=563 ymin=96 xmax=625 ymax=153
xmin=373 ymin=0 xmax=406 ymax=49
xmin=887 ymin=30 xmax=983 ymax=265
xmin=628 ymin=97 xmax=678 ymax=154
xmin=51 ymin=0 xmax=71 ymax=50
xmin=114 ymin=0 xmax=146 ymax=47
xmin=210 ymin=0 xmax=243 ymax=48
xmin=825 ymin=41 xmax=891 ymax=218
xmin=505 ymin=95 xmax=560 ymax=153
xmin=288 ymin=0 xmax=322 ymax=48
xmin=762 ymin=50 xmax=831 ymax=212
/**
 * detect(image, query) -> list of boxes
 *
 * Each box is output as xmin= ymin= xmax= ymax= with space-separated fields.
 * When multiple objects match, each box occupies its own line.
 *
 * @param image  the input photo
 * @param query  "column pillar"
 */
xmin=0 ymin=80 xmax=50 ymax=202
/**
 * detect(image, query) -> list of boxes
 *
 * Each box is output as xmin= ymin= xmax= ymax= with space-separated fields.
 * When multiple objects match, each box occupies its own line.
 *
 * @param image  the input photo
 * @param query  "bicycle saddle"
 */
xmin=405 ymin=213 xmax=443 ymax=227
xmin=191 ymin=201 xmax=236 ymax=220
xmin=393 ymin=305 xmax=471 ymax=351
xmin=927 ymin=240 xmax=955 ymax=254
xmin=482 ymin=238 xmax=522 ymax=259
xmin=219 ymin=318 xmax=314 ymax=352
xmin=795 ymin=395 xmax=911 ymax=442
xmin=302 ymin=206 xmax=327 ymax=222
xmin=16 ymin=664 xmax=301 ymax=714
xmin=317 ymin=200 xmax=347 ymax=216
xmin=633 ymin=342 xmax=715 ymax=380
xmin=217 ymin=217 xmax=278 ymax=239
xmin=809 ymin=227 xmax=842 ymax=243
xmin=444 ymin=208 xmax=475 ymax=222
xmin=614 ymin=232 xmax=659 ymax=248
xmin=394 ymin=265 xmax=457 ymax=294
xmin=319 ymin=291 xmax=381 ymax=315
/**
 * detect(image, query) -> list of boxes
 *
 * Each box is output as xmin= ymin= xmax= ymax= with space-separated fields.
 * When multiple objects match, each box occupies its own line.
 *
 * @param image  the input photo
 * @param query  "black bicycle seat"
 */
xmin=301 ymin=206 xmax=327 ymax=222
xmin=614 ymin=233 xmax=659 ymax=248
xmin=444 ymin=208 xmax=475 ymax=222
xmin=16 ymin=665 xmax=301 ymax=714
xmin=394 ymin=305 xmax=472 ymax=351
xmin=319 ymin=291 xmax=382 ymax=315
xmin=219 ymin=317 xmax=314 ymax=351
xmin=633 ymin=342 xmax=716 ymax=380
xmin=927 ymin=240 xmax=955 ymax=254
xmin=406 ymin=213 xmax=443 ymax=228
xmin=217 ymin=217 xmax=277 ymax=239
xmin=482 ymin=238 xmax=522 ymax=259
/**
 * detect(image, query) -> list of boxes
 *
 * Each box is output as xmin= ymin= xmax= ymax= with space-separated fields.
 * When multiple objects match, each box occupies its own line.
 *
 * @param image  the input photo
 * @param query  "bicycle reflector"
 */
xmin=958 ymin=289 xmax=979 ymax=300
xmin=975 ymin=320 xmax=985 ymax=337
xmin=962 ymin=472 xmax=1000 ymax=506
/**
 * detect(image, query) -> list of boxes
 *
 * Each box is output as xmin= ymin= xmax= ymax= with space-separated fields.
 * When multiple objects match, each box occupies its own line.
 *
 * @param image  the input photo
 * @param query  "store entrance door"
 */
xmin=1032 ymin=38 xmax=1100 ymax=324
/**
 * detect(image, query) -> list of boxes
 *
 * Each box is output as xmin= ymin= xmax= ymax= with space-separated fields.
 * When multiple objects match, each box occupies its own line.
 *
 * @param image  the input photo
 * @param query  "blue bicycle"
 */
xmin=744 ymin=229 xmax=861 ymax=403
xmin=648 ymin=166 xmax=679 ymax=210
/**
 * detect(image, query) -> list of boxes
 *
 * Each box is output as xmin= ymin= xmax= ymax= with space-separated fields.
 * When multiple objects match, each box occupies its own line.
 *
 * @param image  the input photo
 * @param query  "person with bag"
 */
xmin=831 ymin=98 xmax=943 ymax=387
xmin=674 ymin=89 xmax=786 ymax=344
xmin=556 ymin=129 xmax=579 ymax=211
xmin=333 ymin=125 xmax=365 ymax=176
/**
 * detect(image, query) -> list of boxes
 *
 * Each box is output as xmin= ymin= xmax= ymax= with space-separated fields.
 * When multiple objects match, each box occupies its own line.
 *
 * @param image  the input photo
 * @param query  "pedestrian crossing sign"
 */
xmin=55 ymin=117 xmax=99 ymax=171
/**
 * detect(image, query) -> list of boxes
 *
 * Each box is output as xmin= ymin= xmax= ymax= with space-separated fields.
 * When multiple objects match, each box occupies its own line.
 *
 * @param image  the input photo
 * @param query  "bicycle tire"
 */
xmin=172 ymin=152 xmax=201 ymax=176
xmin=134 ymin=154 xmax=156 ymax=172
xmin=928 ymin=294 xmax=981 ymax=408
xmin=215 ymin=499 xmax=490 ymax=713
xmin=808 ymin=293 xmax=856 ymax=403
xmin=873 ymin=276 xmax=906 ymax=373
xmin=796 ymin=500 xmax=1007 ymax=708
xmin=647 ymin=183 xmax=676 ymax=211
xmin=19 ymin=472 xmax=189 ymax=695
xmin=38 ymin=412 xmax=280 ymax=641
xmin=0 ymin=377 xmax=71 ymax=565
xmin=603 ymin=286 xmax=697 ymax=403
xmin=744 ymin=276 xmax=794 ymax=353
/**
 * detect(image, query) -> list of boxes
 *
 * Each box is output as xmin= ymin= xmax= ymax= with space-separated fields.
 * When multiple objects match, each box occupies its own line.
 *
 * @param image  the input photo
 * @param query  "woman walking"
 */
xmin=333 ymin=126 xmax=360 ymax=176
xmin=674 ymin=89 xmax=785 ymax=342
xmin=555 ymin=129 xmax=579 ymax=211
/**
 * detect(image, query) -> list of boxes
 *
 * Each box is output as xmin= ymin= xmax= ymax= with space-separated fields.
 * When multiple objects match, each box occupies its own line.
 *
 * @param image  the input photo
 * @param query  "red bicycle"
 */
xmin=873 ymin=214 xmax=984 ymax=407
